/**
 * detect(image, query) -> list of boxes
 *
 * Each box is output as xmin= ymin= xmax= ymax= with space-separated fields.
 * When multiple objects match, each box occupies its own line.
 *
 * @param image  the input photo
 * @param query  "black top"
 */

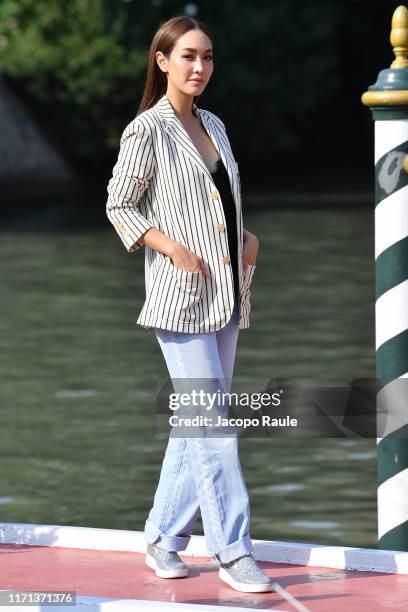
xmin=210 ymin=157 xmax=239 ymax=300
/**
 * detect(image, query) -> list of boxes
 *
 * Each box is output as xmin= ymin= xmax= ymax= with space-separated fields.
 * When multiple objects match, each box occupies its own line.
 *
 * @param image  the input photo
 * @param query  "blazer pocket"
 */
xmin=241 ymin=264 xmax=256 ymax=301
xmin=169 ymin=263 xmax=204 ymax=307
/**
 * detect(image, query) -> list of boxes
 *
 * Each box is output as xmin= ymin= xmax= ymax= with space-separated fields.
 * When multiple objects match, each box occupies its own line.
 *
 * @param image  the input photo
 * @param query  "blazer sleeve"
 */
xmin=106 ymin=119 xmax=156 ymax=253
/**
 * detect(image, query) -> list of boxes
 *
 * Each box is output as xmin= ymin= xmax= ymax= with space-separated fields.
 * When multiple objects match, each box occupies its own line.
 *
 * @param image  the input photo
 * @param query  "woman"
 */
xmin=106 ymin=15 xmax=271 ymax=593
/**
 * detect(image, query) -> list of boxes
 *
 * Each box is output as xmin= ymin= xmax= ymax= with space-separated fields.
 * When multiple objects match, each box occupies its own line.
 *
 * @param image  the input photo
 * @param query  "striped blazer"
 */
xmin=106 ymin=93 xmax=256 ymax=333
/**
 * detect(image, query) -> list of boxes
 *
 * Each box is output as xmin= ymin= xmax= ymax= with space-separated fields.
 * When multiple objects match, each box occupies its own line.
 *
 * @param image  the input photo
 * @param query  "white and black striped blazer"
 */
xmin=106 ymin=93 xmax=256 ymax=333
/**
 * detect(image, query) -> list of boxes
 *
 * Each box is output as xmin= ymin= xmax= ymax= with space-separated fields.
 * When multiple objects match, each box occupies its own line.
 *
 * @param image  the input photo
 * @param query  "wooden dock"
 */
xmin=0 ymin=523 xmax=407 ymax=611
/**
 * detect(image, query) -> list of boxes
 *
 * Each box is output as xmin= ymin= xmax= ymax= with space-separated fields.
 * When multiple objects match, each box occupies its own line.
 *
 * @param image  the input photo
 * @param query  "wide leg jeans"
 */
xmin=144 ymin=302 xmax=254 ymax=564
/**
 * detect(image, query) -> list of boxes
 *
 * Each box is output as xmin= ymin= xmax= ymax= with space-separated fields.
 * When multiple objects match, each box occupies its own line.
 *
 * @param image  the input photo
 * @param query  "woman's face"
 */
xmin=157 ymin=29 xmax=213 ymax=97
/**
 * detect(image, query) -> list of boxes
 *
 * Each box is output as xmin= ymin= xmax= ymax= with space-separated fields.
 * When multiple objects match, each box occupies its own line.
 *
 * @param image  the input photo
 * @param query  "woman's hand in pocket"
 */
xmin=169 ymin=243 xmax=211 ymax=278
xmin=242 ymin=230 xmax=259 ymax=275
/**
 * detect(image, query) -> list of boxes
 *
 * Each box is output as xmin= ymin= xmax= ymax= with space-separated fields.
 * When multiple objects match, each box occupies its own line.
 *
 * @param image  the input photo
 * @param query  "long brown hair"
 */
xmin=137 ymin=15 xmax=213 ymax=115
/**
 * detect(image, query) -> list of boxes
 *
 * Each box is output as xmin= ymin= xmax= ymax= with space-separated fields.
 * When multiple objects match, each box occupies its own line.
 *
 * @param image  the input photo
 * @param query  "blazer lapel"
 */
xmin=154 ymin=94 xmax=239 ymax=206
xmin=199 ymin=110 xmax=240 ymax=207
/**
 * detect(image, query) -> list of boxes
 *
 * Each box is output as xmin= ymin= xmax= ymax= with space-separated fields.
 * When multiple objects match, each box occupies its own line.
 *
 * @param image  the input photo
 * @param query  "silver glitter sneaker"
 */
xmin=145 ymin=543 xmax=189 ymax=578
xmin=219 ymin=553 xmax=273 ymax=592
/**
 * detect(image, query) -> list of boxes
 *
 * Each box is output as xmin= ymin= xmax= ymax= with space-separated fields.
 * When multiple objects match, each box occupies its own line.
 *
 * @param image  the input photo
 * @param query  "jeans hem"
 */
xmin=212 ymin=533 xmax=254 ymax=565
xmin=144 ymin=519 xmax=191 ymax=552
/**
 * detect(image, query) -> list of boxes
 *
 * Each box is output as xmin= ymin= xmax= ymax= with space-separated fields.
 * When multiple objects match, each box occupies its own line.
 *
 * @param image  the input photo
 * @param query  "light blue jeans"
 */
xmin=144 ymin=301 xmax=254 ymax=564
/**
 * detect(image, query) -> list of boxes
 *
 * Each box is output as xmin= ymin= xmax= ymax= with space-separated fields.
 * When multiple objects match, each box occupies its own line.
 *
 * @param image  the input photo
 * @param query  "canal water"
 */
xmin=0 ymin=208 xmax=377 ymax=548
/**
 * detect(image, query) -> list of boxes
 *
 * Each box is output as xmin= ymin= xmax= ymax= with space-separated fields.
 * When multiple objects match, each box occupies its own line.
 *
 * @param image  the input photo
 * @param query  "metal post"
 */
xmin=362 ymin=5 xmax=408 ymax=551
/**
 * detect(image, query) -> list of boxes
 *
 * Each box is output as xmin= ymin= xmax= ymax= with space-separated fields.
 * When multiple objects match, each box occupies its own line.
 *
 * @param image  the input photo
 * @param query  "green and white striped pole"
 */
xmin=362 ymin=5 xmax=408 ymax=551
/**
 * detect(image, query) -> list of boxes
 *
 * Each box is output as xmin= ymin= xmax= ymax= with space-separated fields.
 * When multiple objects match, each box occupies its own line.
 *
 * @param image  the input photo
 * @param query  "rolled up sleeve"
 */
xmin=106 ymin=120 xmax=156 ymax=252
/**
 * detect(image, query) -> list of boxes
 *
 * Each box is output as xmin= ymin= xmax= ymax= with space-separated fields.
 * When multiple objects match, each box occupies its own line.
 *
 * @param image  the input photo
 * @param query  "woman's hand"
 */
xmin=242 ymin=229 xmax=259 ymax=275
xmin=169 ymin=243 xmax=211 ymax=278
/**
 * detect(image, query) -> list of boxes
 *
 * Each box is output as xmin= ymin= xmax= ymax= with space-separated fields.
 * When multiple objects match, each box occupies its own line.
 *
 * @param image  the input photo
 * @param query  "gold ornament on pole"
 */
xmin=362 ymin=5 xmax=408 ymax=108
xmin=390 ymin=5 xmax=408 ymax=69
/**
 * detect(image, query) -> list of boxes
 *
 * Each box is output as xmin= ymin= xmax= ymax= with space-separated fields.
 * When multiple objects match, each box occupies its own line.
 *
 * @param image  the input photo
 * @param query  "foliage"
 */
xmin=0 ymin=0 xmax=155 ymax=167
xmin=0 ymin=0 xmax=367 ymax=171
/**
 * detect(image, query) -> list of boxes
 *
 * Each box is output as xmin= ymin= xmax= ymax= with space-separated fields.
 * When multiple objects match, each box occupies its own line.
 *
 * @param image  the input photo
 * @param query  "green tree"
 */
xmin=0 ymin=0 xmax=154 ymax=170
xmin=0 ymin=0 xmax=347 ymax=172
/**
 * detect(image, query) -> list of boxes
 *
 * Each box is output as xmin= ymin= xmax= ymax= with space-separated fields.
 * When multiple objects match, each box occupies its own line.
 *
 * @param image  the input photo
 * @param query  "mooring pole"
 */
xmin=362 ymin=5 xmax=408 ymax=551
